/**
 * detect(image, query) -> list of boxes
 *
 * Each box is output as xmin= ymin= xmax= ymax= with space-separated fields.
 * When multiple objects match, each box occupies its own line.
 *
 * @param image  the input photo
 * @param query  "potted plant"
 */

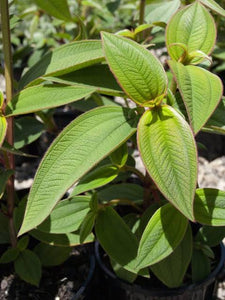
xmin=1 ymin=0 xmax=225 ymax=298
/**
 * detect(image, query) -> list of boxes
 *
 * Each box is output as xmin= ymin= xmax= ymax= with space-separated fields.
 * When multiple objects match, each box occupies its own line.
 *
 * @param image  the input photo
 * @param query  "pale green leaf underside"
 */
xmin=71 ymin=164 xmax=119 ymax=196
xmin=150 ymin=224 xmax=192 ymax=288
xmin=6 ymin=84 xmax=96 ymax=116
xmin=18 ymin=106 xmax=138 ymax=235
xmin=168 ymin=61 xmax=223 ymax=134
xmin=34 ymin=0 xmax=72 ymax=21
xmin=166 ymin=2 xmax=216 ymax=62
xmin=136 ymin=204 xmax=188 ymax=269
xmin=138 ymin=105 xmax=197 ymax=220
xmin=19 ymin=40 xmax=104 ymax=89
xmin=194 ymin=188 xmax=225 ymax=226
xmin=0 ymin=116 xmax=7 ymax=147
xmin=37 ymin=196 xmax=91 ymax=234
xmin=200 ymin=0 xmax=225 ymax=17
xmin=102 ymin=32 xmax=167 ymax=106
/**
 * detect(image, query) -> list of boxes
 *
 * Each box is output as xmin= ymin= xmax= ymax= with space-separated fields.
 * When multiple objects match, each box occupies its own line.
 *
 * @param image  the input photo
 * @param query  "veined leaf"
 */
xmin=30 ymin=229 xmax=94 ymax=246
xmin=137 ymin=105 xmax=197 ymax=220
xmin=166 ymin=2 xmax=216 ymax=63
xmin=6 ymin=84 xmax=96 ymax=116
xmin=45 ymin=64 xmax=124 ymax=97
xmin=95 ymin=206 xmax=138 ymax=272
xmin=136 ymin=204 xmax=188 ymax=269
xmin=19 ymin=40 xmax=104 ymax=89
xmin=168 ymin=61 xmax=223 ymax=134
xmin=205 ymin=96 xmax=225 ymax=135
xmin=194 ymin=188 xmax=225 ymax=226
xmin=101 ymin=32 xmax=167 ymax=106
xmin=37 ymin=196 xmax=91 ymax=234
xmin=34 ymin=0 xmax=72 ymax=21
xmin=0 ymin=116 xmax=7 ymax=147
xmin=110 ymin=143 xmax=128 ymax=167
xmin=200 ymin=0 xmax=225 ymax=17
xmin=18 ymin=106 xmax=138 ymax=235
xmin=150 ymin=224 xmax=192 ymax=288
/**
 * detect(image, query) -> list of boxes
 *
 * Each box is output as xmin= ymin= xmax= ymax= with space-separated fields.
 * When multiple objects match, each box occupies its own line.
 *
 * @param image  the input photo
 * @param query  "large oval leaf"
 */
xmin=136 ymin=204 xmax=188 ymax=269
xmin=95 ymin=206 xmax=138 ymax=272
xmin=34 ymin=0 xmax=72 ymax=21
xmin=137 ymin=105 xmax=197 ymax=220
xmin=37 ymin=196 xmax=91 ymax=234
xmin=19 ymin=40 xmax=104 ymax=89
xmin=18 ymin=106 xmax=138 ymax=235
xmin=168 ymin=61 xmax=223 ymax=134
xmin=101 ymin=32 xmax=167 ymax=106
xmin=150 ymin=224 xmax=192 ymax=288
xmin=6 ymin=84 xmax=96 ymax=116
xmin=194 ymin=188 xmax=225 ymax=226
xmin=166 ymin=2 xmax=216 ymax=63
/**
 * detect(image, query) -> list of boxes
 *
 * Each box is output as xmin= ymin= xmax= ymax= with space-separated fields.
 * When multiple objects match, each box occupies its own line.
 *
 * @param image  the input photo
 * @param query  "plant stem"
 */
xmin=139 ymin=0 xmax=146 ymax=25
xmin=0 ymin=0 xmax=17 ymax=247
xmin=122 ymin=165 xmax=146 ymax=183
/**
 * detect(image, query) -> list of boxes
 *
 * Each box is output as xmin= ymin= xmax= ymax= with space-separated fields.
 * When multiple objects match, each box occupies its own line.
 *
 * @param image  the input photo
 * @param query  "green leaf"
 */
xmin=0 ymin=169 xmax=14 ymax=199
xmin=1 ymin=141 xmax=36 ymax=158
xmin=30 ymin=229 xmax=94 ymax=246
xmin=95 ymin=206 xmax=138 ymax=272
xmin=71 ymin=165 xmax=119 ymax=197
xmin=101 ymin=32 xmax=167 ymax=106
xmin=200 ymin=0 xmax=225 ymax=17
xmin=19 ymin=40 xmax=104 ymax=89
xmin=34 ymin=0 xmax=72 ymax=21
xmin=166 ymin=2 xmax=216 ymax=63
xmin=0 ymin=247 xmax=20 ymax=264
xmin=150 ymin=224 xmax=192 ymax=288
xmin=168 ymin=61 xmax=223 ymax=134
xmin=110 ymin=143 xmax=128 ymax=167
xmin=110 ymin=258 xmax=138 ymax=283
xmin=80 ymin=210 xmax=96 ymax=244
xmin=0 ymin=116 xmax=7 ymax=147
xmin=195 ymin=226 xmax=225 ymax=247
xmin=45 ymin=64 xmax=124 ymax=97
xmin=19 ymin=106 xmax=137 ymax=235
xmin=138 ymin=106 xmax=197 ymax=220
xmin=98 ymin=183 xmax=143 ymax=203
xmin=6 ymin=84 xmax=96 ymax=116
xmin=37 ymin=196 xmax=90 ymax=234
xmin=191 ymin=249 xmax=210 ymax=283
xmin=145 ymin=0 xmax=180 ymax=25
xmin=14 ymin=250 xmax=41 ymax=286
xmin=17 ymin=236 xmax=29 ymax=251
xmin=34 ymin=243 xmax=70 ymax=266
xmin=139 ymin=203 xmax=160 ymax=236
xmin=14 ymin=117 xmax=45 ymax=149
xmin=136 ymin=204 xmax=188 ymax=269
xmin=194 ymin=188 xmax=225 ymax=226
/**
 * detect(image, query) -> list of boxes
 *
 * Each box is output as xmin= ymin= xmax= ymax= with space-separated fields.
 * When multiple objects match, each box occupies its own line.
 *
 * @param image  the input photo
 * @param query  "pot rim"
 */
xmin=94 ymin=240 xmax=225 ymax=296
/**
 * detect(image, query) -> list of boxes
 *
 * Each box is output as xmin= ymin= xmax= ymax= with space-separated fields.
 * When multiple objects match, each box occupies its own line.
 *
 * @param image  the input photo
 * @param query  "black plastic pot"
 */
xmin=95 ymin=241 xmax=225 ymax=300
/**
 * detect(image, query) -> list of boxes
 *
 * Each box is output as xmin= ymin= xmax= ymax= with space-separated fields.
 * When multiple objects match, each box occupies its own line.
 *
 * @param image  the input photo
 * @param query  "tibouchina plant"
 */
xmin=1 ymin=0 xmax=225 ymax=288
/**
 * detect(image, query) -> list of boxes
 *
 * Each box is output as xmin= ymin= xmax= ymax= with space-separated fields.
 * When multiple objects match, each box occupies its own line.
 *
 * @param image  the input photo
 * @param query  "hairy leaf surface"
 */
xmin=102 ymin=32 xmax=167 ymax=106
xmin=138 ymin=105 xmax=197 ymax=220
xmin=18 ymin=106 xmax=138 ymax=235
xmin=136 ymin=204 xmax=188 ymax=269
xmin=166 ymin=2 xmax=216 ymax=63
xmin=168 ymin=61 xmax=223 ymax=134
xmin=200 ymin=0 xmax=225 ymax=17
xmin=34 ymin=0 xmax=72 ymax=21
